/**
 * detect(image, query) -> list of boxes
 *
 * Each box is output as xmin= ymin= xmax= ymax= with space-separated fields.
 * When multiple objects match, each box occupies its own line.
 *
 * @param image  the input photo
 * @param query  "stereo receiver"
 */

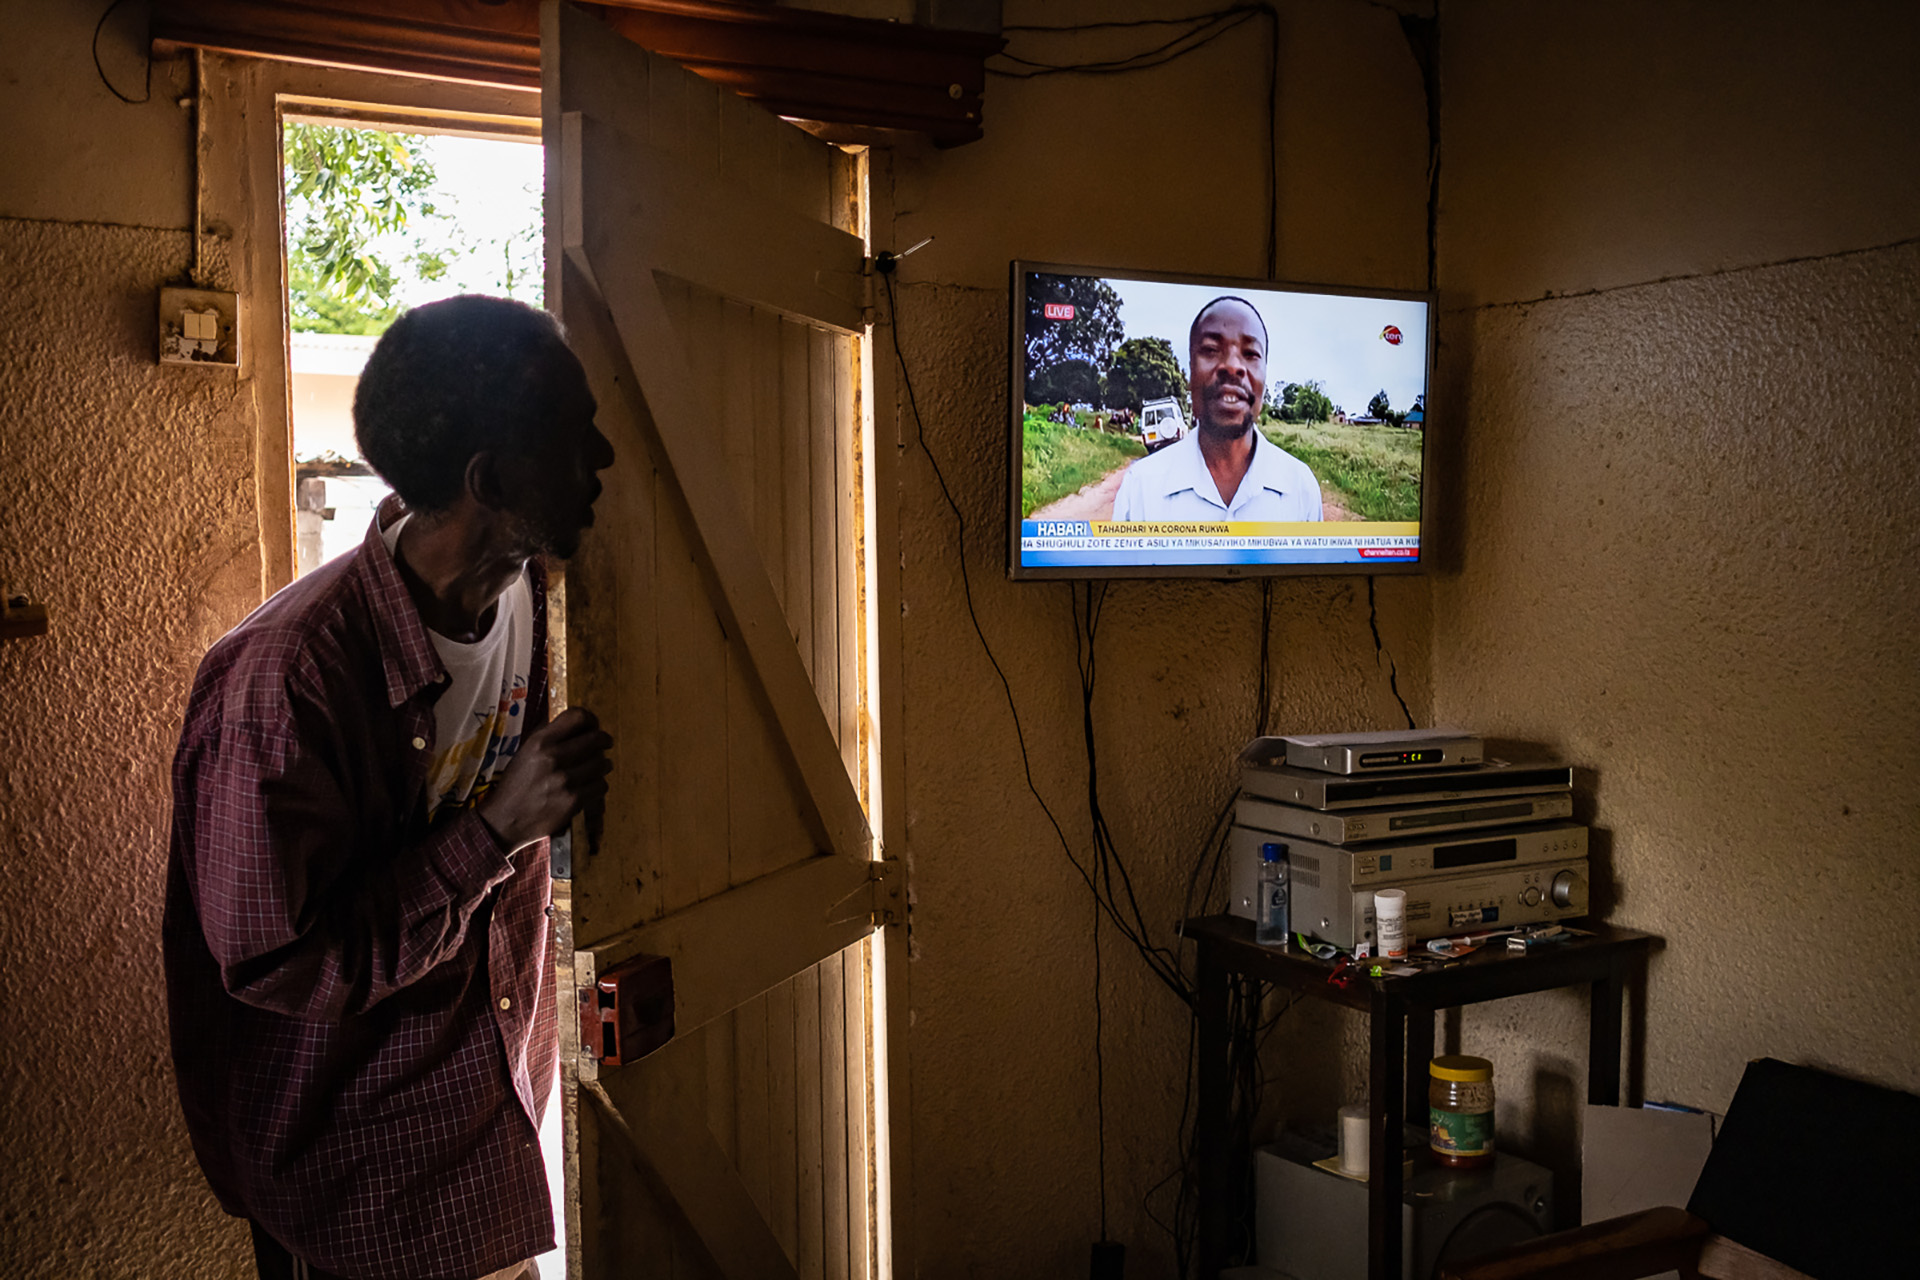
xmin=1235 ymin=790 xmax=1573 ymax=846
xmin=1232 ymin=823 xmax=1590 ymax=950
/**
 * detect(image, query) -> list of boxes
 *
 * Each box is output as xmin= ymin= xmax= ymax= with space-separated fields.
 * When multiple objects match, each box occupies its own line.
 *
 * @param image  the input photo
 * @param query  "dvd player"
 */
xmin=1241 ymin=757 xmax=1572 ymax=811
xmin=1235 ymin=790 xmax=1574 ymax=846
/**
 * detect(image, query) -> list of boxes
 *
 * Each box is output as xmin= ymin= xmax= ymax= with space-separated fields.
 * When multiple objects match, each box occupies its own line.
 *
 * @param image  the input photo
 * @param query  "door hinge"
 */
xmin=827 ymin=857 xmax=905 ymax=928
xmin=870 ymin=857 xmax=904 ymax=927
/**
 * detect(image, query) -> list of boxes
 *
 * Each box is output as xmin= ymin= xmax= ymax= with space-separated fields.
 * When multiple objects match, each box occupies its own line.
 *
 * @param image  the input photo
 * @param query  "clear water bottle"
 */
xmin=1256 ymin=841 xmax=1290 ymax=946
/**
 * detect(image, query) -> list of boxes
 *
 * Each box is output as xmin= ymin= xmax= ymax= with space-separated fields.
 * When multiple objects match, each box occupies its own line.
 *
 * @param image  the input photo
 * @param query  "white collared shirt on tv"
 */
xmin=1111 ymin=430 xmax=1324 ymax=522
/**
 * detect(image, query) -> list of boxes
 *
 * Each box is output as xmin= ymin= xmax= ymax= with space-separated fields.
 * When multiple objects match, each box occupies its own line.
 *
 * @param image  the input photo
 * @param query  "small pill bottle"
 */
xmin=1429 ymin=1055 xmax=1495 ymax=1168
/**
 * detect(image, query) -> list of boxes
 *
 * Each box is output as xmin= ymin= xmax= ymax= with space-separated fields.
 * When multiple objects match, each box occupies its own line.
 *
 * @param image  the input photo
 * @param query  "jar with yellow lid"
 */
xmin=1429 ymin=1055 xmax=1495 ymax=1168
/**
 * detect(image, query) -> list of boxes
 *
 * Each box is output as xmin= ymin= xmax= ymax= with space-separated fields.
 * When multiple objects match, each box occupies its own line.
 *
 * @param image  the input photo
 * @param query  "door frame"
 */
xmin=218 ymin=39 xmax=912 ymax=1278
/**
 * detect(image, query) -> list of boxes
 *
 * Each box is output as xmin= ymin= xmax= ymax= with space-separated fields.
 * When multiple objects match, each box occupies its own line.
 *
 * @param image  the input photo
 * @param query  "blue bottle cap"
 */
xmin=1261 ymin=841 xmax=1286 ymax=862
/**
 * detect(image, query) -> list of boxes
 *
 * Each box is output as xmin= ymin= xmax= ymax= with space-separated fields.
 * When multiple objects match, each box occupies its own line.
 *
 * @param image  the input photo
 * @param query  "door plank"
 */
xmin=716 ymin=86 xmax=756 ymax=204
xmin=807 ymin=327 xmax=841 ymax=731
xmin=768 ymin=976 xmax=801 ymax=1263
xmin=833 ymin=335 xmax=861 ymax=779
xmin=582 ymin=853 xmax=874 ymax=1039
xmin=752 ymin=306 xmax=787 ymax=596
xmin=686 ymin=66 xmax=721 ymax=184
xmin=719 ymin=299 xmax=756 ymax=542
xmin=733 ymin=992 xmax=773 ymax=1225
xmin=582 ymin=1098 xmax=717 ymax=1280
xmin=780 ymin=113 xmax=830 ymax=225
xmin=727 ymin=651 xmax=815 ymax=886
xmin=780 ymin=319 xmax=815 ymax=676
xmin=650 ymin=467 xmax=733 ymax=917
xmin=794 ymin=963 xmax=826 ymax=1280
xmin=653 ymin=276 xmax=727 ymax=915
xmin=596 ymin=1042 xmax=798 ymax=1280
xmin=705 ymin=1015 xmax=738 ymax=1166
xmin=555 ymin=254 xmax=661 ymax=932
xmin=644 ymin=37 xmax=680 ymax=157
xmin=819 ymin=949 xmax=850 ymax=1280
xmin=842 ymin=941 xmax=873 ymax=1279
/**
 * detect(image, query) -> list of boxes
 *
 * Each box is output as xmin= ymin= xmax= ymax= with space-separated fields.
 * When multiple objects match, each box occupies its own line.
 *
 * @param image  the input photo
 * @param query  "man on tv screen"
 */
xmin=1111 ymin=296 xmax=1324 ymax=522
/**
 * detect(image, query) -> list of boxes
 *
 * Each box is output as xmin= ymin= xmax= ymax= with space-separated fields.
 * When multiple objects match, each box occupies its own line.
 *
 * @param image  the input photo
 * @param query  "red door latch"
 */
xmin=579 ymin=953 xmax=674 ymax=1066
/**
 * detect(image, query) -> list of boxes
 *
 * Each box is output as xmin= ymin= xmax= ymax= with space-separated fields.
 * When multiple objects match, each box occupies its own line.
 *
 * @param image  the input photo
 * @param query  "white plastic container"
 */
xmin=1338 ymin=1102 xmax=1370 ymax=1177
xmin=1374 ymin=888 xmax=1408 ymax=959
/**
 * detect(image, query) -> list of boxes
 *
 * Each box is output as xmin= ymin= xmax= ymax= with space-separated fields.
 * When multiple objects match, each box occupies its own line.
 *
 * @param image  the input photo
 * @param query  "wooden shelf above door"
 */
xmin=150 ymin=0 xmax=1003 ymax=146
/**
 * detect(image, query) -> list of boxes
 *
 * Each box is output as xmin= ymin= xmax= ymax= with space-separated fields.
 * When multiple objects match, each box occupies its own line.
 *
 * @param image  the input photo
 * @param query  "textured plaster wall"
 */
xmin=1427 ymin=0 xmax=1920 ymax=1204
xmin=888 ymin=2 xmax=1435 ymax=1273
xmin=0 ymin=5 xmax=263 ymax=1276
xmin=1 ymin=12 xmax=546 ymax=1276
xmin=1 ymin=0 xmax=197 ymax=228
xmin=0 ymin=221 xmax=263 ymax=1276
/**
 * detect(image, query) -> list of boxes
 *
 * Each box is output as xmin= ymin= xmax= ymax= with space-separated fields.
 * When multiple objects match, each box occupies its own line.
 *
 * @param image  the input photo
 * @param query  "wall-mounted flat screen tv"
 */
xmin=1009 ymin=261 xmax=1434 ymax=580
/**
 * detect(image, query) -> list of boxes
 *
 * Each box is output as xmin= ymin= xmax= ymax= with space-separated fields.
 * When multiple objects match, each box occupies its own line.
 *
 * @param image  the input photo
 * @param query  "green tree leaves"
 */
xmin=283 ymin=122 xmax=445 ymax=334
xmin=1269 ymin=379 xmax=1334 ymax=424
xmin=1106 ymin=336 xmax=1189 ymax=416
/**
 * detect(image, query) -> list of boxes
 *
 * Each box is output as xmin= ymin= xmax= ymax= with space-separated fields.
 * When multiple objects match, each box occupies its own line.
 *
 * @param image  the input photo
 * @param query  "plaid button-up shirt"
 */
xmin=163 ymin=508 xmax=559 ymax=1279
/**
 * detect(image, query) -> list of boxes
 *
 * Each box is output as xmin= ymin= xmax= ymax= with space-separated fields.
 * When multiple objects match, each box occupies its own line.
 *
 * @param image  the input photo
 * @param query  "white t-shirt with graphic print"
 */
xmin=382 ymin=516 xmax=535 ymax=822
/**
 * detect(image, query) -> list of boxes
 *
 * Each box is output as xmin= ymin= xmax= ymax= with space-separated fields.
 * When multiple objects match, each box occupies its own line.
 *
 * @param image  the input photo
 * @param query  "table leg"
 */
xmin=1196 ymin=943 xmax=1232 ymax=1277
xmin=1405 ymin=1005 xmax=1433 ymax=1122
xmin=1369 ymin=987 xmax=1404 ymax=1280
xmin=1588 ymin=962 xmax=1625 ymax=1106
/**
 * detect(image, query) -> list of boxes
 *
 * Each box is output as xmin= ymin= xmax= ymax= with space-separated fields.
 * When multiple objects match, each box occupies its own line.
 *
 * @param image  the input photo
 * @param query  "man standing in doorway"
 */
xmin=1112 ymin=295 xmax=1324 ymax=522
xmin=164 ymin=296 xmax=616 ymax=1280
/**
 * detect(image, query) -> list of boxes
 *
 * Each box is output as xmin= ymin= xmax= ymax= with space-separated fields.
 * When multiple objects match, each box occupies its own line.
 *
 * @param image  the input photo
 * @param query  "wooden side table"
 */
xmin=1185 ymin=916 xmax=1655 ymax=1280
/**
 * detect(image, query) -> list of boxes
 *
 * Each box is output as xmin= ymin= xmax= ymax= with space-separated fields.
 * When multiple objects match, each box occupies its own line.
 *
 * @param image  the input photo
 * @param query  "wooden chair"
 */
xmin=1440 ymin=1058 xmax=1918 ymax=1280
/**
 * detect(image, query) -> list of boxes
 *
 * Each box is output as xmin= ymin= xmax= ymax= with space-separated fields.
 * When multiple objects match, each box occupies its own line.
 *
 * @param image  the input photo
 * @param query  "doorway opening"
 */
xmin=277 ymin=106 xmax=565 ymax=1275
xmin=282 ymin=113 xmax=543 ymax=576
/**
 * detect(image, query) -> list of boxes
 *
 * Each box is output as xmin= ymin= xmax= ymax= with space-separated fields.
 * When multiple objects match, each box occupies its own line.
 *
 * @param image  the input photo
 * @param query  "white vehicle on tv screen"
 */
xmin=1139 ymin=396 xmax=1187 ymax=452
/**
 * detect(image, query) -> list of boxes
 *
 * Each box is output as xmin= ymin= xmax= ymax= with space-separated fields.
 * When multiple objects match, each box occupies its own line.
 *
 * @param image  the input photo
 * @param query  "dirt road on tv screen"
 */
xmin=1030 ymin=458 xmax=1356 ymax=523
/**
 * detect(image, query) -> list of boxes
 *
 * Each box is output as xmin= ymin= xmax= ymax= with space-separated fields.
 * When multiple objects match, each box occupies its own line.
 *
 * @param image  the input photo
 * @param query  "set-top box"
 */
xmin=1280 ymin=728 xmax=1483 ymax=775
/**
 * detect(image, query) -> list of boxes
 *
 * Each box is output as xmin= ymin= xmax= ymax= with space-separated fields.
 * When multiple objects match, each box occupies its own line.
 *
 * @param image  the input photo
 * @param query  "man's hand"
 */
xmin=478 ymin=707 xmax=613 ymax=853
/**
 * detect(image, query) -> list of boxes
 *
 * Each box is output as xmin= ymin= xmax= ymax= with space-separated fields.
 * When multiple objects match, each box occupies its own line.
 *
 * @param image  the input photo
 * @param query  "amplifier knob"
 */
xmin=1551 ymin=870 xmax=1588 ymax=910
xmin=1520 ymin=885 xmax=1542 ymax=908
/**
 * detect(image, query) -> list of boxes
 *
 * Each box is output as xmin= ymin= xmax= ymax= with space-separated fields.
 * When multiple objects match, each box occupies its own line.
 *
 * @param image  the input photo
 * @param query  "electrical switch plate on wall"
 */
xmin=158 ymin=286 xmax=240 ymax=367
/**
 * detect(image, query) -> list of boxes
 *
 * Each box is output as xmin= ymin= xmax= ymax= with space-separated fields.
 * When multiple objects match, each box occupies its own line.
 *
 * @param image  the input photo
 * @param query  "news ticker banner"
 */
xmin=1019 ymin=520 xmax=1421 ymax=566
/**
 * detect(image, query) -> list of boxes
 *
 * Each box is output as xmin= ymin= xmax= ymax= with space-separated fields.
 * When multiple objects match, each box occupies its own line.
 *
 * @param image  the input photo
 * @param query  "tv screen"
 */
xmin=1009 ymin=261 xmax=1434 ymax=579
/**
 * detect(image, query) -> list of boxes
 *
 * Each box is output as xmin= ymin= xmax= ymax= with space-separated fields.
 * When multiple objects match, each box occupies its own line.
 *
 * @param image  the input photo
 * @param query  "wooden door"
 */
xmin=540 ymin=5 xmax=897 ymax=1277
